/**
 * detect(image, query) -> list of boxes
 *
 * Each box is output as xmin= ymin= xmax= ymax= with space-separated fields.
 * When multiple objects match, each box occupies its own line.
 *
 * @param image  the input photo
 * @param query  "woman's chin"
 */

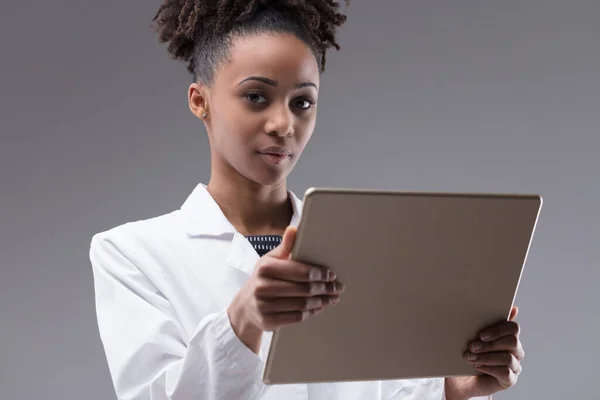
xmin=245 ymin=158 xmax=296 ymax=186
xmin=251 ymin=170 xmax=290 ymax=187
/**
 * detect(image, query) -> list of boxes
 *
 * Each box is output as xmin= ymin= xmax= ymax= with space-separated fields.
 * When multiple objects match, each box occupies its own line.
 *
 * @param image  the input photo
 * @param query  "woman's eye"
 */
xmin=246 ymin=93 xmax=267 ymax=104
xmin=294 ymin=98 xmax=315 ymax=110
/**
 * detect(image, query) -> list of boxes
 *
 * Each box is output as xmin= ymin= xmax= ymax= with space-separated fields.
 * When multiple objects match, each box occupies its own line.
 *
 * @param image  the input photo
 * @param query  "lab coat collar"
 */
xmin=181 ymin=183 xmax=303 ymax=237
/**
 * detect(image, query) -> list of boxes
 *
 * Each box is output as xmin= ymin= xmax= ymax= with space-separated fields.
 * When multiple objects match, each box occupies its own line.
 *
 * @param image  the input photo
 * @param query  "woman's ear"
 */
xmin=188 ymin=82 xmax=210 ymax=121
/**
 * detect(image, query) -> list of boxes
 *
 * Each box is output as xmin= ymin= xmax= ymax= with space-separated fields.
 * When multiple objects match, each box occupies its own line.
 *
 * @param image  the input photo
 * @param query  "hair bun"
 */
xmin=152 ymin=0 xmax=198 ymax=62
xmin=152 ymin=0 xmax=349 ymax=79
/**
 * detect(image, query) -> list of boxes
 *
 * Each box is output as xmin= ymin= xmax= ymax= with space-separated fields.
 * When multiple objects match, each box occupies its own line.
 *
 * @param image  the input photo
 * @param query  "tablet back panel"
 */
xmin=263 ymin=189 xmax=542 ymax=384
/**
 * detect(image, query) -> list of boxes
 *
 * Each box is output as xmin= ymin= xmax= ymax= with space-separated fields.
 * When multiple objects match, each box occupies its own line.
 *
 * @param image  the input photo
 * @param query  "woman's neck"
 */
xmin=206 ymin=175 xmax=293 ymax=237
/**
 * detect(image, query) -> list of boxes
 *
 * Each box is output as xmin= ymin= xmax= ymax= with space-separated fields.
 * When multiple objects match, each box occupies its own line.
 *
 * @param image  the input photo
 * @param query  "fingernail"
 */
xmin=310 ymin=269 xmax=321 ymax=280
xmin=466 ymin=353 xmax=478 ymax=362
xmin=480 ymin=333 xmax=492 ymax=342
xmin=337 ymin=282 xmax=345 ymax=292
xmin=471 ymin=342 xmax=482 ymax=352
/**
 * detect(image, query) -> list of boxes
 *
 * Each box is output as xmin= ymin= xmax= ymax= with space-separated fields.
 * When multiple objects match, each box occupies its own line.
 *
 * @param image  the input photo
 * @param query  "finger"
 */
xmin=261 ymin=307 xmax=325 ymax=330
xmin=474 ymin=365 xmax=518 ymax=389
xmin=465 ymin=351 xmax=521 ymax=374
xmin=267 ymin=226 xmax=297 ymax=259
xmin=257 ymin=295 xmax=339 ymax=313
xmin=509 ymin=306 xmax=519 ymax=321
xmin=257 ymin=257 xmax=335 ymax=283
xmin=479 ymin=320 xmax=520 ymax=342
xmin=469 ymin=335 xmax=525 ymax=361
xmin=254 ymin=278 xmax=344 ymax=298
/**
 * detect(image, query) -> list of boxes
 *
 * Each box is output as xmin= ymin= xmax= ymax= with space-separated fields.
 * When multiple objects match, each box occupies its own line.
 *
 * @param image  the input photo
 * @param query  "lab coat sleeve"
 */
xmin=438 ymin=382 xmax=492 ymax=400
xmin=90 ymin=233 xmax=268 ymax=400
xmin=386 ymin=377 xmax=492 ymax=399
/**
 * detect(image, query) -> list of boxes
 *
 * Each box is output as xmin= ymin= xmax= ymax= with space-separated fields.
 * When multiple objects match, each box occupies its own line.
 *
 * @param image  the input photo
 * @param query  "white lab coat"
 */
xmin=90 ymin=183 xmax=490 ymax=400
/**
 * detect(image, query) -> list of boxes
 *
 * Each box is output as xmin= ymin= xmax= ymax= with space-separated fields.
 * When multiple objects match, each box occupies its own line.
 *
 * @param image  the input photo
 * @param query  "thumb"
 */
xmin=268 ymin=226 xmax=297 ymax=259
xmin=509 ymin=306 xmax=519 ymax=321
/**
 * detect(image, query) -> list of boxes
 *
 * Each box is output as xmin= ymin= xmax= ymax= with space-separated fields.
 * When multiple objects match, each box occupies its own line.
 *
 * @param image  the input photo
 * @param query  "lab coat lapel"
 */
xmin=226 ymin=232 xmax=260 ymax=275
xmin=183 ymin=183 xmax=304 ymax=276
xmin=225 ymin=189 xmax=304 ymax=276
xmin=182 ymin=183 xmax=236 ymax=237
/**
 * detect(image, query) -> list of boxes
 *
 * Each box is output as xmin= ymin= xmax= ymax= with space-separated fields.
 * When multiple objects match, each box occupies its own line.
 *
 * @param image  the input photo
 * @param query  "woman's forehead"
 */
xmin=216 ymin=33 xmax=320 ymax=88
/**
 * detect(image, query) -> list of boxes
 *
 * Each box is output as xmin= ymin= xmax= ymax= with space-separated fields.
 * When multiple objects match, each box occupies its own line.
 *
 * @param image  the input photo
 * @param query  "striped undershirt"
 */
xmin=246 ymin=235 xmax=283 ymax=257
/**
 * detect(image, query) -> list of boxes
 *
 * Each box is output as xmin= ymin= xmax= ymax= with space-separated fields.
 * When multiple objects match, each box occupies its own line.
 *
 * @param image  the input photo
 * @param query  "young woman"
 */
xmin=89 ymin=1 xmax=525 ymax=399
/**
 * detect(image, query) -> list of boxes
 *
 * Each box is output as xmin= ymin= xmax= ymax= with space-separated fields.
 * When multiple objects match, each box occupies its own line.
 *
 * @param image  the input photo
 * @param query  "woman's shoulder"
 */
xmin=91 ymin=183 xmax=209 ymax=250
xmin=89 ymin=209 xmax=189 ymax=262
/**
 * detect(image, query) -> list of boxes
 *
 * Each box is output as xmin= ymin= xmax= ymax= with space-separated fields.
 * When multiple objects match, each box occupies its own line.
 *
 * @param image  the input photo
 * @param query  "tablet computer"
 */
xmin=262 ymin=188 xmax=542 ymax=385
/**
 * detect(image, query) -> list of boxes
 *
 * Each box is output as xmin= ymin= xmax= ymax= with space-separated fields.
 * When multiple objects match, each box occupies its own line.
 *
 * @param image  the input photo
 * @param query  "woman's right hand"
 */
xmin=227 ymin=225 xmax=344 ymax=354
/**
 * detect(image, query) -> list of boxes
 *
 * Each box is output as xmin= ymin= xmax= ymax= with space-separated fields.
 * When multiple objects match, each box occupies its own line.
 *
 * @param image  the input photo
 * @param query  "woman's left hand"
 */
xmin=445 ymin=306 xmax=525 ymax=399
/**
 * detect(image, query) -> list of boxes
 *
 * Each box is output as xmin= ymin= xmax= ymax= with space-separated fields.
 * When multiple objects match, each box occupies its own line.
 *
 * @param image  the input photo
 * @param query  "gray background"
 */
xmin=1 ymin=1 xmax=598 ymax=399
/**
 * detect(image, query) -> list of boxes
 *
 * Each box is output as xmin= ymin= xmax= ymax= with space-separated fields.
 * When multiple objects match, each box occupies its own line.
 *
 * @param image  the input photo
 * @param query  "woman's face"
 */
xmin=189 ymin=33 xmax=320 ymax=187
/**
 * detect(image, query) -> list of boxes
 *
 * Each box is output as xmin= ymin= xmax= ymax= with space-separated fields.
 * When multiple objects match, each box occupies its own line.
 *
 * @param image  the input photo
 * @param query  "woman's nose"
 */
xmin=264 ymin=106 xmax=294 ymax=137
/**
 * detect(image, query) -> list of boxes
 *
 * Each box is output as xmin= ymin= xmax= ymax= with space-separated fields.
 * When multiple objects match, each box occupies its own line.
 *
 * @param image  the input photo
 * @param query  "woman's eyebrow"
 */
xmin=237 ymin=76 xmax=317 ymax=89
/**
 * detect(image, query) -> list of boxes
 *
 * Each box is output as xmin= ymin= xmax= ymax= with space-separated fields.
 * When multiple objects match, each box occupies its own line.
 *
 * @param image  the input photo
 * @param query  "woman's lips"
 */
xmin=260 ymin=153 xmax=288 ymax=164
xmin=258 ymin=146 xmax=292 ymax=165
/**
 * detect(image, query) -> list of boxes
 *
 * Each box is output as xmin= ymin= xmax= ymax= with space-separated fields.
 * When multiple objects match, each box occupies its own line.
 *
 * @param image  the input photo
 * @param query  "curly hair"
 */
xmin=151 ymin=0 xmax=349 ymax=85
